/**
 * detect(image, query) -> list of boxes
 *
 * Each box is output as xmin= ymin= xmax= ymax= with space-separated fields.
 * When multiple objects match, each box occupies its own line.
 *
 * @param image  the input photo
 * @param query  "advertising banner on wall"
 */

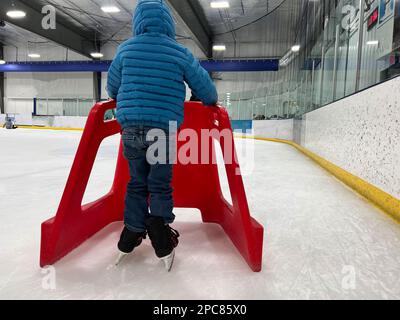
xmin=380 ymin=0 xmax=395 ymax=24
xmin=393 ymin=0 xmax=400 ymax=49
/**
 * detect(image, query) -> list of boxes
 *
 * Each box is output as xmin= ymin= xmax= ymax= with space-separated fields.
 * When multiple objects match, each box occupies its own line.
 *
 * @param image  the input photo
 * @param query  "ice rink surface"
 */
xmin=1 ymin=128 xmax=400 ymax=300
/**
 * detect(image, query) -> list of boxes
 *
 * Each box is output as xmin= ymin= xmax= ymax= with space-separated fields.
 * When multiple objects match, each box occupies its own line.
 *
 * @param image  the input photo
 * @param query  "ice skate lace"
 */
xmin=168 ymin=226 xmax=180 ymax=239
xmin=168 ymin=226 xmax=180 ymax=248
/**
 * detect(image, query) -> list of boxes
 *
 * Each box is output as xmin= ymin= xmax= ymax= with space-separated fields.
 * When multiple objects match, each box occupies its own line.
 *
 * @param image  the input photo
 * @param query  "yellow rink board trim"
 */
xmin=236 ymin=134 xmax=400 ymax=224
xmin=17 ymin=125 xmax=84 ymax=131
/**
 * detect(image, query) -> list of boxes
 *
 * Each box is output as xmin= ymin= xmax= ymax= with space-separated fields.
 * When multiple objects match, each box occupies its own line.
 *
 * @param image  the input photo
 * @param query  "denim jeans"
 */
xmin=122 ymin=126 xmax=175 ymax=232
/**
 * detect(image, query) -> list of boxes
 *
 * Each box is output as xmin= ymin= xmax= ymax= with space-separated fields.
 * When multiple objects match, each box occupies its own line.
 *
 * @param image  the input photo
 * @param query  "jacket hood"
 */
xmin=133 ymin=0 xmax=176 ymax=38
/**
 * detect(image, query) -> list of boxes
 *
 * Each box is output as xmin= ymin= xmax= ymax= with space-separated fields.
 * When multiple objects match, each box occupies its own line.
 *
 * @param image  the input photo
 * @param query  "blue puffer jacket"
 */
xmin=107 ymin=0 xmax=218 ymax=130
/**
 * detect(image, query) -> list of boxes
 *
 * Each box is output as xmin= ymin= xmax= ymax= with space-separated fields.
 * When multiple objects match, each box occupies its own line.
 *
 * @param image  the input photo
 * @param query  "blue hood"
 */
xmin=133 ymin=0 xmax=176 ymax=38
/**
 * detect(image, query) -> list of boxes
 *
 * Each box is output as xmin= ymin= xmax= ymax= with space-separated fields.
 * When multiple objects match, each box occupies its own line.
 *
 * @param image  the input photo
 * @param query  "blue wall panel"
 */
xmin=230 ymin=120 xmax=253 ymax=132
xmin=0 ymin=60 xmax=279 ymax=73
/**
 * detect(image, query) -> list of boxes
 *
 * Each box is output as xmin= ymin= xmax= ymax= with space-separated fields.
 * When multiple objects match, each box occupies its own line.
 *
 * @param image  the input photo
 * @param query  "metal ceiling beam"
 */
xmin=93 ymin=72 xmax=102 ymax=102
xmin=0 ymin=0 xmax=97 ymax=59
xmin=165 ymin=0 xmax=213 ymax=58
xmin=0 ymin=44 xmax=4 ymax=114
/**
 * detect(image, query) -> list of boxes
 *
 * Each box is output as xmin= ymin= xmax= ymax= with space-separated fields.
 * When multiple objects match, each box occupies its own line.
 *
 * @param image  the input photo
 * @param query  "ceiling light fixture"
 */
xmin=28 ymin=53 xmax=41 ymax=58
xmin=366 ymin=40 xmax=379 ymax=45
xmin=213 ymin=45 xmax=226 ymax=51
xmin=211 ymin=1 xmax=230 ymax=9
xmin=91 ymin=52 xmax=104 ymax=58
xmin=101 ymin=6 xmax=120 ymax=13
xmin=291 ymin=45 xmax=301 ymax=52
xmin=6 ymin=10 xmax=26 ymax=19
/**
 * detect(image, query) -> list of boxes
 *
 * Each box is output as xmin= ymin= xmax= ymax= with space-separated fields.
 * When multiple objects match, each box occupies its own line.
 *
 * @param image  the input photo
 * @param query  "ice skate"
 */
xmin=115 ymin=227 xmax=146 ymax=266
xmin=161 ymin=249 xmax=176 ymax=272
xmin=145 ymin=217 xmax=180 ymax=272
xmin=115 ymin=252 xmax=128 ymax=266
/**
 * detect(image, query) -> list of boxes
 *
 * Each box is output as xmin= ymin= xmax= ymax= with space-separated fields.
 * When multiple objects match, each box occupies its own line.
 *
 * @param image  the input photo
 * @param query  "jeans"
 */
xmin=122 ymin=126 xmax=175 ymax=232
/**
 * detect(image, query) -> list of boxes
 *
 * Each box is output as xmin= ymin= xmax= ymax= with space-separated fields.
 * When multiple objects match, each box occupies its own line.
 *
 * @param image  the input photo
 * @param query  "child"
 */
xmin=107 ymin=0 xmax=218 ymax=271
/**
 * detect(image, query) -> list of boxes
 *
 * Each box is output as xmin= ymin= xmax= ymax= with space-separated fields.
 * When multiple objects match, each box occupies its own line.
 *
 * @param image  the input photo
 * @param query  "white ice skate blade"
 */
xmin=115 ymin=252 xmax=129 ymax=266
xmin=161 ymin=250 xmax=175 ymax=272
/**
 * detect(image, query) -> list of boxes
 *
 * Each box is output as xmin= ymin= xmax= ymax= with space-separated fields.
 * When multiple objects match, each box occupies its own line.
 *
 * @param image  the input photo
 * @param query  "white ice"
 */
xmin=1 ymin=128 xmax=400 ymax=300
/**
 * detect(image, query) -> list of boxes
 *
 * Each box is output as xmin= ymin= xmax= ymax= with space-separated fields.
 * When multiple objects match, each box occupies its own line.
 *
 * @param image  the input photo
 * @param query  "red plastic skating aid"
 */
xmin=40 ymin=100 xmax=264 ymax=272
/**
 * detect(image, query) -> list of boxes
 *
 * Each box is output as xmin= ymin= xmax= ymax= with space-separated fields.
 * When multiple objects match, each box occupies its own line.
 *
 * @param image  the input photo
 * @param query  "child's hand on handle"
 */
xmin=210 ymin=102 xmax=221 ymax=108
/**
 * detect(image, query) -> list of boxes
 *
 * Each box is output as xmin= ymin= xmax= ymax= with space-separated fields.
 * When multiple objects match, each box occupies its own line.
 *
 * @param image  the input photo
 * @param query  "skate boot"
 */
xmin=145 ymin=216 xmax=180 ymax=272
xmin=115 ymin=227 xmax=146 ymax=266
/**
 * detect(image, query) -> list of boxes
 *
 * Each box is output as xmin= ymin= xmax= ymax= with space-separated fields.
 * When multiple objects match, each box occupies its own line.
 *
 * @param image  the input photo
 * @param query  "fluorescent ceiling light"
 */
xmin=211 ymin=1 xmax=230 ymax=9
xmin=291 ymin=45 xmax=301 ymax=52
xmin=91 ymin=52 xmax=104 ymax=58
xmin=6 ymin=10 xmax=26 ymax=19
xmin=213 ymin=45 xmax=226 ymax=51
xmin=101 ymin=6 xmax=120 ymax=13
xmin=367 ymin=40 xmax=379 ymax=45
xmin=28 ymin=53 xmax=41 ymax=58
xmin=0 ymin=60 xmax=6 ymax=65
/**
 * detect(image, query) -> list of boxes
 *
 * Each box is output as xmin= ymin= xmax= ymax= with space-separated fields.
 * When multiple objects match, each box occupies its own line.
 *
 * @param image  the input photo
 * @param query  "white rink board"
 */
xmin=302 ymin=76 xmax=400 ymax=200
xmin=253 ymin=119 xmax=294 ymax=140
